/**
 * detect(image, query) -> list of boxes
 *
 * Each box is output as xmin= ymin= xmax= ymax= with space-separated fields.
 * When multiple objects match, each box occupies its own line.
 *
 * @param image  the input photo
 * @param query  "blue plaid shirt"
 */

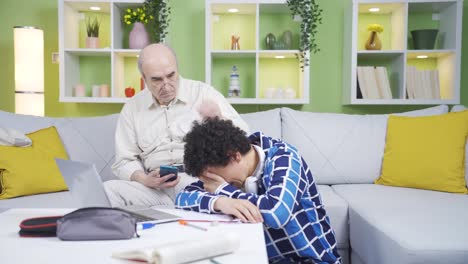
xmin=175 ymin=132 xmax=341 ymax=263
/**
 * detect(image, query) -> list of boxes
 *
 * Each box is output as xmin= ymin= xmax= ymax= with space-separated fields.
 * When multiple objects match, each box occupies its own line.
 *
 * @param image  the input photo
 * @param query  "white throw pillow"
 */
xmin=451 ymin=105 xmax=468 ymax=187
xmin=0 ymin=126 xmax=32 ymax=147
xmin=281 ymin=105 xmax=449 ymax=184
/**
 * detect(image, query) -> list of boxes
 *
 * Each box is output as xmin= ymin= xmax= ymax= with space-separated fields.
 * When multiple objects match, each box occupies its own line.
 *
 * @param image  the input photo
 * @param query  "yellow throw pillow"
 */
xmin=375 ymin=110 xmax=468 ymax=194
xmin=0 ymin=126 xmax=69 ymax=199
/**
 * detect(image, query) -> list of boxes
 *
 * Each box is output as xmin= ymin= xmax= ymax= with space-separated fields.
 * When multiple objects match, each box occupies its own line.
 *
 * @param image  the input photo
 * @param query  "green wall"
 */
xmin=0 ymin=0 xmax=467 ymax=117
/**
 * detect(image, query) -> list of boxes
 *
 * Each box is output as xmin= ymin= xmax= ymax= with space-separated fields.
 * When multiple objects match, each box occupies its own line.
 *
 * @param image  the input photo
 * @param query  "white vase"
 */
xmin=129 ymin=22 xmax=150 ymax=49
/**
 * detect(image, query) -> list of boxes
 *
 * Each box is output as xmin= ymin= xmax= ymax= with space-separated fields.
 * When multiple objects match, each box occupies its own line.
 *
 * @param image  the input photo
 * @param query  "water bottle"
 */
xmin=228 ymin=65 xmax=240 ymax=97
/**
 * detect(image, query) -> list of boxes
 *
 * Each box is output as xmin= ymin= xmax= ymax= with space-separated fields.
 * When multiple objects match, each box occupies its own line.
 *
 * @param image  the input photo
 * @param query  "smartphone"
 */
xmin=160 ymin=165 xmax=178 ymax=182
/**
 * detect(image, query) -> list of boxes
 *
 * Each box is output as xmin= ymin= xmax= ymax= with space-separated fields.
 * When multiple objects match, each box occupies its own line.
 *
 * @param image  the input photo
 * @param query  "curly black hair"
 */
xmin=183 ymin=117 xmax=251 ymax=176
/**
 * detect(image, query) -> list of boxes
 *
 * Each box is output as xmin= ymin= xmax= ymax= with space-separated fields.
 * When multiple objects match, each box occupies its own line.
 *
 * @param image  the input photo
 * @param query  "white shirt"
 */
xmin=112 ymin=76 xmax=249 ymax=180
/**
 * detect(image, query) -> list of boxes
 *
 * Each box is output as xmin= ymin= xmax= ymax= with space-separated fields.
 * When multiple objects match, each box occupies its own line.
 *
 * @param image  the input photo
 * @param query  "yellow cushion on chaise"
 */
xmin=0 ymin=126 xmax=69 ymax=199
xmin=375 ymin=110 xmax=468 ymax=194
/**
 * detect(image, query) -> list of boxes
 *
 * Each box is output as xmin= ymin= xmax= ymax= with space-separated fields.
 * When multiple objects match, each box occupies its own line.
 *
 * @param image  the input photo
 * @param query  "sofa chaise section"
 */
xmin=332 ymin=184 xmax=468 ymax=264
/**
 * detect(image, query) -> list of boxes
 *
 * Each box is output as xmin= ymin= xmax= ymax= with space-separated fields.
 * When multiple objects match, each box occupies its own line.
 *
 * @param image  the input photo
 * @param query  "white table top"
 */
xmin=0 ymin=208 xmax=268 ymax=264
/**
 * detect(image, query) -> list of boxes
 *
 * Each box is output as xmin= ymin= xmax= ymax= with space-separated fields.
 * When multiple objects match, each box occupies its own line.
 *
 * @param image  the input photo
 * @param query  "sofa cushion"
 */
xmin=281 ymin=105 xmax=449 ymax=185
xmin=317 ymin=185 xmax=349 ymax=250
xmin=241 ymin=108 xmax=281 ymax=140
xmin=376 ymin=112 xmax=468 ymax=194
xmin=0 ymin=110 xmax=119 ymax=182
xmin=451 ymin=105 xmax=468 ymax=188
xmin=0 ymin=191 xmax=77 ymax=208
xmin=57 ymin=115 xmax=119 ymax=182
xmin=332 ymin=184 xmax=468 ymax=264
xmin=0 ymin=127 xmax=69 ymax=199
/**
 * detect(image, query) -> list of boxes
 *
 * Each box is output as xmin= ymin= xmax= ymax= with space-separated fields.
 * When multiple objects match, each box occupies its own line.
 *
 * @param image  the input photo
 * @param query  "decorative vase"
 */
xmin=265 ymin=33 xmax=276 ymax=50
xmin=365 ymin=31 xmax=382 ymax=50
xmin=281 ymin=30 xmax=293 ymax=49
xmin=86 ymin=37 xmax=100 ymax=49
xmin=273 ymin=41 xmax=286 ymax=50
xmin=129 ymin=22 xmax=150 ymax=49
xmin=411 ymin=29 xmax=438 ymax=50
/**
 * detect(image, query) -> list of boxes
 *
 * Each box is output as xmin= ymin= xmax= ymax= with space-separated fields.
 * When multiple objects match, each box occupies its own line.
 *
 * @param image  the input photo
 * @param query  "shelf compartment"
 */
xmin=114 ymin=51 xmax=144 ymax=99
xmin=210 ymin=3 xmax=256 ymax=50
xmin=211 ymin=56 xmax=256 ymax=99
xmin=211 ymin=50 xmax=257 ymax=58
xmin=406 ymin=50 xmax=456 ymax=100
xmin=64 ymin=51 xmax=111 ymax=98
xmin=356 ymin=52 xmax=405 ymax=100
xmin=63 ymin=1 xmax=111 ymax=49
xmin=259 ymin=3 xmax=300 ymax=50
xmin=357 ymin=3 xmax=406 ymax=51
xmin=113 ymin=1 xmax=152 ymax=49
xmin=407 ymin=1 xmax=459 ymax=50
xmin=258 ymin=55 xmax=303 ymax=100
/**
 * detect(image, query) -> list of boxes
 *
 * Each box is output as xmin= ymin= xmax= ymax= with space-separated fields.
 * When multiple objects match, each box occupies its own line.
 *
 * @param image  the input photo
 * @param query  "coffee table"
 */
xmin=0 ymin=208 xmax=268 ymax=263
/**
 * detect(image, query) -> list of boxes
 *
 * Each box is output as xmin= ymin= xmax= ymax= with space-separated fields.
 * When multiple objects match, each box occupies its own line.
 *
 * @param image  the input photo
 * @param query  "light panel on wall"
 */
xmin=14 ymin=26 xmax=44 ymax=116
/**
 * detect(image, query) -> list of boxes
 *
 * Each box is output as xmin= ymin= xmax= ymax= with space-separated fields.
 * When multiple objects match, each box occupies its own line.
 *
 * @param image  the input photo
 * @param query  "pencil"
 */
xmin=209 ymin=258 xmax=222 ymax=264
xmin=181 ymin=219 xmax=240 ymax=223
xmin=178 ymin=220 xmax=208 ymax=231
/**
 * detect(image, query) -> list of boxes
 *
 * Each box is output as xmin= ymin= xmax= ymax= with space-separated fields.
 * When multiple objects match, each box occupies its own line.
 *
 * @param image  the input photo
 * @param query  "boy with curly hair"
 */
xmin=175 ymin=118 xmax=341 ymax=264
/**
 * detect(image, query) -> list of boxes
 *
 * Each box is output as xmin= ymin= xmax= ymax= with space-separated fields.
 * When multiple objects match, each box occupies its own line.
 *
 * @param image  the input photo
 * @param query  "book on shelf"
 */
xmin=112 ymin=233 xmax=240 ymax=264
xmin=356 ymin=66 xmax=391 ymax=99
xmin=405 ymin=66 xmax=440 ymax=99
xmin=375 ymin=67 xmax=392 ymax=99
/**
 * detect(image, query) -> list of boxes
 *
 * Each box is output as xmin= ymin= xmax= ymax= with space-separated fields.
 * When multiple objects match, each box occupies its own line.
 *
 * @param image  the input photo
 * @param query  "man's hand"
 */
xmin=200 ymin=171 xmax=226 ymax=193
xmin=214 ymin=197 xmax=263 ymax=223
xmin=130 ymin=169 xmax=180 ymax=189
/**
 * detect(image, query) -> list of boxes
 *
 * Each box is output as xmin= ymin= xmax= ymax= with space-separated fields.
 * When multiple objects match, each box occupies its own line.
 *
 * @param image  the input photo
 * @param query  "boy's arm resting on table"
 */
xmin=216 ymin=147 xmax=305 ymax=229
xmin=175 ymin=146 xmax=305 ymax=227
xmin=176 ymin=181 xmax=262 ymax=223
xmin=175 ymin=181 xmax=221 ymax=214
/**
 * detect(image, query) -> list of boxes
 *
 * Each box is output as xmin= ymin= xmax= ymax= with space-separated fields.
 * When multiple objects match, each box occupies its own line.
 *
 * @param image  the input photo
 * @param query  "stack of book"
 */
xmin=356 ymin=66 xmax=393 ymax=99
xmin=405 ymin=66 xmax=440 ymax=99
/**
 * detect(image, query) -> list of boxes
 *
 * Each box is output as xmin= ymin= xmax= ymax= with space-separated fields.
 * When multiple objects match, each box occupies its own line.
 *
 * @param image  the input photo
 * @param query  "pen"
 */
xmin=209 ymin=258 xmax=222 ymax=264
xmin=181 ymin=219 xmax=240 ymax=223
xmin=178 ymin=220 xmax=208 ymax=231
xmin=137 ymin=222 xmax=157 ymax=231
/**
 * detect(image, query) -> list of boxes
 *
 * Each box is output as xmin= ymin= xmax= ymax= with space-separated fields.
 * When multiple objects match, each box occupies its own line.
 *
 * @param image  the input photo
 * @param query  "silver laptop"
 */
xmin=55 ymin=158 xmax=181 ymax=224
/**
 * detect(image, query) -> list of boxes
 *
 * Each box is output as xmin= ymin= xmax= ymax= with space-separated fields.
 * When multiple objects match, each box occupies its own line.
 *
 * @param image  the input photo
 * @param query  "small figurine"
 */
xmin=231 ymin=34 xmax=240 ymax=50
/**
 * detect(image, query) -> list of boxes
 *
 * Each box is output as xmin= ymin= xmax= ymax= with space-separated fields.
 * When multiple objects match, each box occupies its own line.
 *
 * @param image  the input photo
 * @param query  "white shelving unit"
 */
xmin=342 ymin=0 xmax=462 ymax=105
xmin=59 ymin=0 xmax=146 ymax=103
xmin=205 ymin=0 xmax=310 ymax=104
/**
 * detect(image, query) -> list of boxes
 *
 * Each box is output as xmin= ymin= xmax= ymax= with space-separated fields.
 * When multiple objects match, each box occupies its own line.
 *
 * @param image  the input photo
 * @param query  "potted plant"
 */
xmin=123 ymin=6 xmax=153 ymax=49
xmin=144 ymin=0 xmax=171 ymax=43
xmin=122 ymin=0 xmax=170 ymax=49
xmin=85 ymin=16 xmax=100 ymax=48
xmin=286 ymin=0 xmax=323 ymax=70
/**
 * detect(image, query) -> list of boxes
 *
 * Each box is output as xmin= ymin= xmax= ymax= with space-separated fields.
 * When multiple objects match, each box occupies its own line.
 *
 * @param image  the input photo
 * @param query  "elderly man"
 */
xmin=104 ymin=43 xmax=248 ymax=207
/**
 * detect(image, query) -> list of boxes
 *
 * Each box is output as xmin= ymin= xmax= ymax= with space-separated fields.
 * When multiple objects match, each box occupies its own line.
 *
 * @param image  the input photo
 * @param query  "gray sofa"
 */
xmin=1 ymin=106 xmax=467 ymax=264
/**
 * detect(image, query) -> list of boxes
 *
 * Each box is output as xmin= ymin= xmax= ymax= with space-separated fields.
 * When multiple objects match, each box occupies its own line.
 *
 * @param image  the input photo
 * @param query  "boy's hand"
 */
xmin=214 ymin=197 xmax=263 ymax=223
xmin=200 ymin=171 xmax=226 ymax=193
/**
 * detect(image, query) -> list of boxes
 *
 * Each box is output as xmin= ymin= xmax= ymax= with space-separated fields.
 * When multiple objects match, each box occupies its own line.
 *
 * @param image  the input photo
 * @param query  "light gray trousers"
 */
xmin=103 ymin=173 xmax=197 ymax=207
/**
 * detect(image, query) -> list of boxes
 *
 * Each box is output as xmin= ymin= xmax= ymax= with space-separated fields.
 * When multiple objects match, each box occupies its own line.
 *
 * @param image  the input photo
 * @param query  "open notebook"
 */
xmin=112 ymin=233 xmax=240 ymax=263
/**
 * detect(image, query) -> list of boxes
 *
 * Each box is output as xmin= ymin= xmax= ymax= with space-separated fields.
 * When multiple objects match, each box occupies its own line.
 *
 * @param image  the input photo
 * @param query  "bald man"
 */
xmin=105 ymin=43 xmax=249 ymax=207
